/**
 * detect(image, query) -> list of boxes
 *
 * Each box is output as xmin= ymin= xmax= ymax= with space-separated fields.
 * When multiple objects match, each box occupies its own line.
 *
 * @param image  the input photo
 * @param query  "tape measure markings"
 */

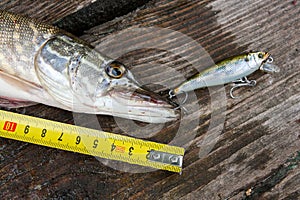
xmin=0 ymin=110 xmax=184 ymax=173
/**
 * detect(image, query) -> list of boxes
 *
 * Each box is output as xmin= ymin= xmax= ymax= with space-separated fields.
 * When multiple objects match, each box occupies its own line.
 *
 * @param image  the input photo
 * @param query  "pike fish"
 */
xmin=170 ymin=51 xmax=280 ymax=99
xmin=0 ymin=11 xmax=178 ymax=123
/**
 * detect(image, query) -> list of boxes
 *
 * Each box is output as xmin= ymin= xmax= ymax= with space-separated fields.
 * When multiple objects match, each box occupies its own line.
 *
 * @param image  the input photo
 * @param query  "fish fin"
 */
xmin=0 ymin=97 xmax=38 ymax=108
xmin=0 ymin=71 xmax=44 ymax=106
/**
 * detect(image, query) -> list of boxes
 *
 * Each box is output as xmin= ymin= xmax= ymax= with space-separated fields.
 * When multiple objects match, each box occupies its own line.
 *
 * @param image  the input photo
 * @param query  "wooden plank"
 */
xmin=54 ymin=0 xmax=152 ymax=35
xmin=0 ymin=0 xmax=95 ymax=23
xmin=0 ymin=0 xmax=299 ymax=199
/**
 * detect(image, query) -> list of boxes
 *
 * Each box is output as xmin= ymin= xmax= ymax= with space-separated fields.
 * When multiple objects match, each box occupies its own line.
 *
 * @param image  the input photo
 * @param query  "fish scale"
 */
xmin=0 ymin=10 xmax=178 ymax=123
xmin=0 ymin=11 xmax=58 ymax=82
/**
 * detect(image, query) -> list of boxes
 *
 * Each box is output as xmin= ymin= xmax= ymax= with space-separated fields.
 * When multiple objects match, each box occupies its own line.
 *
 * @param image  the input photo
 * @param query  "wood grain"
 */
xmin=0 ymin=0 xmax=94 ymax=23
xmin=0 ymin=0 xmax=299 ymax=199
xmin=54 ymin=0 xmax=152 ymax=36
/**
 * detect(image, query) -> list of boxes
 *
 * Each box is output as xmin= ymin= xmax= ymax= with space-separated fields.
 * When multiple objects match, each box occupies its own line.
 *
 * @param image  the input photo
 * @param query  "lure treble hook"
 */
xmin=230 ymin=77 xmax=256 ymax=98
xmin=168 ymin=89 xmax=189 ymax=113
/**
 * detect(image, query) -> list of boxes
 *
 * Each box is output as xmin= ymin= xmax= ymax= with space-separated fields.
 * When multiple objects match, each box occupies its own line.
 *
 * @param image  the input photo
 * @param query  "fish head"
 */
xmin=35 ymin=35 xmax=178 ymax=123
xmin=91 ymin=60 xmax=179 ymax=123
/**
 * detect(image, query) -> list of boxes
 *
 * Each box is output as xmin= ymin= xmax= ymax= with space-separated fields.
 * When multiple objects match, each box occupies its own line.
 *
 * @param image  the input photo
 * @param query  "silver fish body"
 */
xmin=173 ymin=52 xmax=279 ymax=95
xmin=0 ymin=11 xmax=177 ymax=123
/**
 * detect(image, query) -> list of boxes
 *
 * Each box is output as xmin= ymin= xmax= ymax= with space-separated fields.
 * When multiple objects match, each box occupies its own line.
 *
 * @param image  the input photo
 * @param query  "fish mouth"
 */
xmin=106 ymin=87 xmax=179 ymax=123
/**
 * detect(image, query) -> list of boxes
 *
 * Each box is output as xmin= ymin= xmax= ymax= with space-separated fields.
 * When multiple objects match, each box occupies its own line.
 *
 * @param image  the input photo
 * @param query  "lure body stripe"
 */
xmin=174 ymin=52 xmax=272 ymax=94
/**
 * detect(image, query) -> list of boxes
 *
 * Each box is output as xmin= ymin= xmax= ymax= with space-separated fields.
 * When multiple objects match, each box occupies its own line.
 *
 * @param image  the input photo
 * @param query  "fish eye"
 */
xmin=105 ymin=61 xmax=126 ymax=78
xmin=258 ymin=53 xmax=264 ymax=59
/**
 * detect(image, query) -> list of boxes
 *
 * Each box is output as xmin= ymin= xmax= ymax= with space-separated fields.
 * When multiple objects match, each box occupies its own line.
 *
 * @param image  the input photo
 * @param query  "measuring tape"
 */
xmin=0 ymin=110 xmax=184 ymax=173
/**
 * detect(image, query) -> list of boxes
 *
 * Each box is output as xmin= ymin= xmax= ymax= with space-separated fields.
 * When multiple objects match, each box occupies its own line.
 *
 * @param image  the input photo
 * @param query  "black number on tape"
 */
xmin=129 ymin=147 xmax=134 ymax=156
xmin=93 ymin=139 xmax=98 ymax=148
xmin=111 ymin=143 xmax=116 ymax=152
xmin=76 ymin=136 xmax=81 ymax=145
xmin=41 ymin=129 xmax=47 ymax=137
xmin=24 ymin=125 xmax=30 ymax=134
xmin=58 ymin=132 xmax=63 ymax=141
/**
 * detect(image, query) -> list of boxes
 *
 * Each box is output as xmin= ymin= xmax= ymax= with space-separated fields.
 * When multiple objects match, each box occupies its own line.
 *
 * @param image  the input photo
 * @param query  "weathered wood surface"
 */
xmin=0 ymin=0 xmax=299 ymax=199
xmin=0 ymin=0 xmax=95 ymax=23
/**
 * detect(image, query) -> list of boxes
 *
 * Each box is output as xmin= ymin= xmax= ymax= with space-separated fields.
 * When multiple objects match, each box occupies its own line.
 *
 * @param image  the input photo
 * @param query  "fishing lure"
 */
xmin=169 ymin=51 xmax=279 ymax=100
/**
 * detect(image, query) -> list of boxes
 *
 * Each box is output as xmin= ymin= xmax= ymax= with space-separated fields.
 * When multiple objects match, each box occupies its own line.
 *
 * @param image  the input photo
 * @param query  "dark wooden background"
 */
xmin=0 ymin=0 xmax=299 ymax=199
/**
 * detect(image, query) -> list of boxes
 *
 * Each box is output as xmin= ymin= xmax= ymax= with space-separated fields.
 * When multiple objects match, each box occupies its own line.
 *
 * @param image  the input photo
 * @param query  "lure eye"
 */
xmin=105 ymin=61 xmax=126 ymax=78
xmin=258 ymin=53 xmax=264 ymax=59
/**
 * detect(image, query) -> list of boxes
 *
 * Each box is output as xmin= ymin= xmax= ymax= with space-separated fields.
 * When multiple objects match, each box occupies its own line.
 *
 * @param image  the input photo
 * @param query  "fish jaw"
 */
xmin=66 ymin=85 xmax=179 ymax=123
xmin=101 ymin=87 xmax=179 ymax=123
xmin=90 ymin=70 xmax=180 ymax=123
xmin=93 ymin=98 xmax=178 ymax=123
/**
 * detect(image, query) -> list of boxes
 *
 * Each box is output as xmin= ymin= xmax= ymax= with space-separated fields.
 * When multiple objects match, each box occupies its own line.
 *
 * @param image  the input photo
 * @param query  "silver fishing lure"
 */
xmin=170 ymin=51 xmax=280 ymax=100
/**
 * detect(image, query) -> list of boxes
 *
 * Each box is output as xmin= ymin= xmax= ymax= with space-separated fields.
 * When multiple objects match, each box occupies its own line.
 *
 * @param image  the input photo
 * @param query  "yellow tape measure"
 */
xmin=0 ymin=110 xmax=184 ymax=173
